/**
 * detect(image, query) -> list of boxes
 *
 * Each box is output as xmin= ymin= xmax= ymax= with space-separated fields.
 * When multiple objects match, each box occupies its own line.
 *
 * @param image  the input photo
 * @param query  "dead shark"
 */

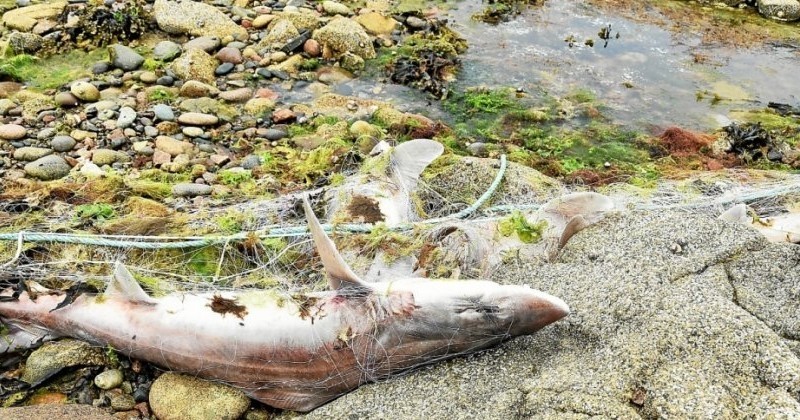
xmin=719 ymin=203 xmax=800 ymax=243
xmin=0 ymin=197 xmax=568 ymax=412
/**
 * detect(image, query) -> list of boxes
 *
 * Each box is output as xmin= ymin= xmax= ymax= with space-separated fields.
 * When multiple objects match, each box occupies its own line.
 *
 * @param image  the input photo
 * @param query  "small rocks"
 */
xmin=148 ymin=372 xmax=250 ymax=420
xmin=243 ymin=98 xmax=276 ymax=116
xmin=155 ymin=135 xmax=193 ymax=156
xmin=110 ymin=394 xmax=137 ymax=412
xmin=92 ymin=149 xmax=129 ymax=165
xmin=153 ymin=104 xmax=175 ymax=121
xmin=219 ymin=88 xmax=253 ymax=102
xmin=179 ymin=80 xmax=219 ymax=98
xmin=13 ymin=146 xmax=53 ymax=161
xmin=51 ymin=135 xmax=77 ymax=152
xmin=172 ymin=182 xmax=213 ymax=197
xmin=54 ymin=91 xmax=80 ymax=107
xmin=183 ymin=36 xmax=221 ymax=53
xmin=304 ymin=39 xmax=321 ymax=57
xmin=108 ymin=44 xmax=145 ymax=71
xmin=117 ymin=106 xmax=137 ymax=128
xmin=70 ymin=81 xmax=100 ymax=102
xmin=94 ymin=369 xmax=124 ymax=390
xmin=322 ymin=1 xmax=353 ymax=16
xmin=0 ymin=123 xmax=27 ymax=140
xmin=263 ymin=128 xmax=287 ymax=141
xmin=216 ymin=46 xmax=243 ymax=64
xmin=153 ymin=40 xmax=182 ymax=61
xmin=177 ymin=112 xmax=219 ymax=126
xmin=216 ymin=62 xmax=235 ymax=75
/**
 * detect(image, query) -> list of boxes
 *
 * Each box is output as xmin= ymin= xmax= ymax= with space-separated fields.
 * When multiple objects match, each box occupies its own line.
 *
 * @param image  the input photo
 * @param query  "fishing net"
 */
xmin=1 ymin=157 xmax=799 ymax=296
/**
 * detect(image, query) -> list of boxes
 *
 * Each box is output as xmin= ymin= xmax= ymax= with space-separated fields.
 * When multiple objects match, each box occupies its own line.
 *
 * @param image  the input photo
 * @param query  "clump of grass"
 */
xmin=0 ymin=49 xmax=106 ymax=90
xmin=498 ymin=211 xmax=546 ymax=243
xmin=462 ymin=88 xmax=515 ymax=114
xmin=298 ymin=58 xmax=321 ymax=71
xmin=218 ymin=169 xmax=253 ymax=186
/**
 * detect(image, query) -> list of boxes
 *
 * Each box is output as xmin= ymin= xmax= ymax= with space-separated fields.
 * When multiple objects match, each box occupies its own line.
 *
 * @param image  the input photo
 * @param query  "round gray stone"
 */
xmin=153 ymin=104 xmax=175 ymax=121
xmin=172 ymin=183 xmax=213 ymax=197
xmin=108 ymin=44 xmax=145 ymax=71
xmin=153 ymin=40 xmax=182 ymax=61
xmin=51 ymin=135 xmax=77 ymax=152
xmin=117 ymin=106 xmax=137 ymax=128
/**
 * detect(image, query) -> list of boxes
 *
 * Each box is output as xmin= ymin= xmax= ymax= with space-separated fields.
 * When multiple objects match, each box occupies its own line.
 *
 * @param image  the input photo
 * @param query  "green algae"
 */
xmin=1 ymin=49 xmax=106 ymax=90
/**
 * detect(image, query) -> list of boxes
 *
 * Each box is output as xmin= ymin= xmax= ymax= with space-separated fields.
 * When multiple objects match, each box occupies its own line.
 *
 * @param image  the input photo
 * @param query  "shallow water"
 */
xmin=443 ymin=0 xmax=800 ymax=130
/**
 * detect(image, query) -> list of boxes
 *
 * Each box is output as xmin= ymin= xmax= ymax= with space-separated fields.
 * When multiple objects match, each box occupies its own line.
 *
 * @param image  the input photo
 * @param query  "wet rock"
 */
xmin=54 ymin=91 xmax=80 ymax=107
xmin=0 ymin=99 xmax=16 ymax=115
xmin=216 ymin=62 xmax=235 ymax=75
xmin=94 ymin=369 xmax=124 ymax=390
xmin=108 ymin=44 xmax=145 ymax=71
xmin=51 ymin=135 xmax=77 ymax=152
xmin=153 ymin=40 xmax=182 ymax=61
xmin=322 ymin=1 xmax=352 ymax=15
xmin=0 ymin=123 xmax=27 ymax=140
xmin=155 ymin=135 xmax=193 ymax=156
xmin=313 ymin=17 xmax=376 ymax=60
xmin=406 ymin=16 xmax=428 ymax=29
xmin=13 ymin=146 xmax=52 ymax=161
xmin=258 ymin=18 xmax=300 ymax=51
xmin=219 ymin=87 xmax=253 ymax=102
xmin=216 ymin=46 xmax=244 ymax=64
xmin=759 ymin=0 xmax=800 ymax=21
xmin=149 ymin=372 xmax=250 ymax=420
xmin=184 ymin=36 xmax=221 ymax=53
xmin=179 ymin=80 xmax=220 ymax=98
xmin=172 ymin=183 xmax=213 ymax=197
xmin=153 ymin=104 xmax=175 ymax=121
xmin=154 ymin=0 xmax=248 ymax=41
xmin=340 ymin=52 xmax=365 ymax=72
xmin=304 ymin=38 xmax=321 ymax=57
xmin=2 ymin=1 xmax=67 ymax=32
xmin=117 ymin=106 xmax=137 ymax=128
xmin=170 ymin=48 xmax=218 ymax=84
xmin=355 ymin=12 xmax=397 ymax=35
xmin=70 ymin=81 xmax=100 ymax=102
xmin=178 ymin=112 xmax=219 ymax=126
xmin=243 ymin=98 xmax=276 ymax=116
xmin=22 ymin=339 xmax=106 ymax=386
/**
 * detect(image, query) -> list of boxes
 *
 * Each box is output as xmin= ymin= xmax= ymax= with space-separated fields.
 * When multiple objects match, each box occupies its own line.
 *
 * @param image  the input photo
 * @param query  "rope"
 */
xmin=0 ymin=155 xmax=509 ymax=250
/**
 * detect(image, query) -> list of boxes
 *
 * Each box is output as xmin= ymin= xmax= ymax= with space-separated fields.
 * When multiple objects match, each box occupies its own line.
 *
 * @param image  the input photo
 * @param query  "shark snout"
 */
xmin=509 ymin=289 xmax=570 ymax=336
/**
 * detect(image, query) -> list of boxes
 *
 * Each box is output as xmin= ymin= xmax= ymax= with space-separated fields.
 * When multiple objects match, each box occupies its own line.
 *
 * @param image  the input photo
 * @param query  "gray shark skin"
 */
xmin=0 ymin=198 xmax=569 ymax=412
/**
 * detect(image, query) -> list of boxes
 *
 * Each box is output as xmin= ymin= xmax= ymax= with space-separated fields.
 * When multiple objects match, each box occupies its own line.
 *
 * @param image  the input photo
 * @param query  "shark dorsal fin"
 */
xmin=719 ymin=203 xmax=749 ymax=224
xmin=107 ymin=262 xmax=157 ymax=304
xmin=390 ymin=139 xmax=444 ymax=190
xmin=302 ymin=197 xmax=372 ymax=291
xmin=539 ymin=192 xmax=615 ymax=222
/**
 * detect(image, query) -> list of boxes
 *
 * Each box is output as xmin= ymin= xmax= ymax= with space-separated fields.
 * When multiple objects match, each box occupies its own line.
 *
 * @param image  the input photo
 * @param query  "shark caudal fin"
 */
xmin=106 ymin=263 xmax=157 ymax=304
xmin=390 ymin=139 xmax=444 ymax=190
xmin=302 ymin=196 xmax=373 ymax=291
xmin=719 ymin=203 xmax=750 ymax=224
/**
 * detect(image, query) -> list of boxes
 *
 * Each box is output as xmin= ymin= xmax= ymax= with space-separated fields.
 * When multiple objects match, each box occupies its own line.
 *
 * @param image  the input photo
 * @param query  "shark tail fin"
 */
xmin=719 ymin=203 xmax=750 ymax=224
xmin=0 ymin=319 xmax=55 ymax=356
xmin=390 ymin=139 xmax=444 ymax=190
xmin=302 ymin=196 xmax=373 ymax=291
xmin=105 ymin=262 xmax=157 ymax=304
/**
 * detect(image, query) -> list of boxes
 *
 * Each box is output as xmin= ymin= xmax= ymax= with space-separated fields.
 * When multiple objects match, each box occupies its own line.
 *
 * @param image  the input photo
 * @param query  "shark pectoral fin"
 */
xmin=107 ymin=262 xmax=157 ymax=304
xmin=302 ymin=196 xmax=372 ymax=291
xmin=390 ymin=139 xmax=444 ymax=190
xmin=558 ymin=215 xmax=590 ymax=250
xmin=719 ymin=203 xmax=750 ymax=224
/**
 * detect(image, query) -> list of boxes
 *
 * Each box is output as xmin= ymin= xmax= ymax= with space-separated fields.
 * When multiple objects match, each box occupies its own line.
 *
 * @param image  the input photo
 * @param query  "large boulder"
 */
xmin=759 ymin=0 xmax=800 ymax=21
xmin=312 ymin=17 xmax=376 ymax=60
xmin=2 ymin=2 xmax=67 ymax=32
xmin=294 ymin=211 xmax=800 ymax=418
xmin=153 ymin=0 xmax=248 ymax=41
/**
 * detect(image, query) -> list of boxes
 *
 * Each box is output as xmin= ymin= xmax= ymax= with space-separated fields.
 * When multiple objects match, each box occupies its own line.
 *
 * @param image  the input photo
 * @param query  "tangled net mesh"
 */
xmin=1 ymin=161 xmax=799 ymax=296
